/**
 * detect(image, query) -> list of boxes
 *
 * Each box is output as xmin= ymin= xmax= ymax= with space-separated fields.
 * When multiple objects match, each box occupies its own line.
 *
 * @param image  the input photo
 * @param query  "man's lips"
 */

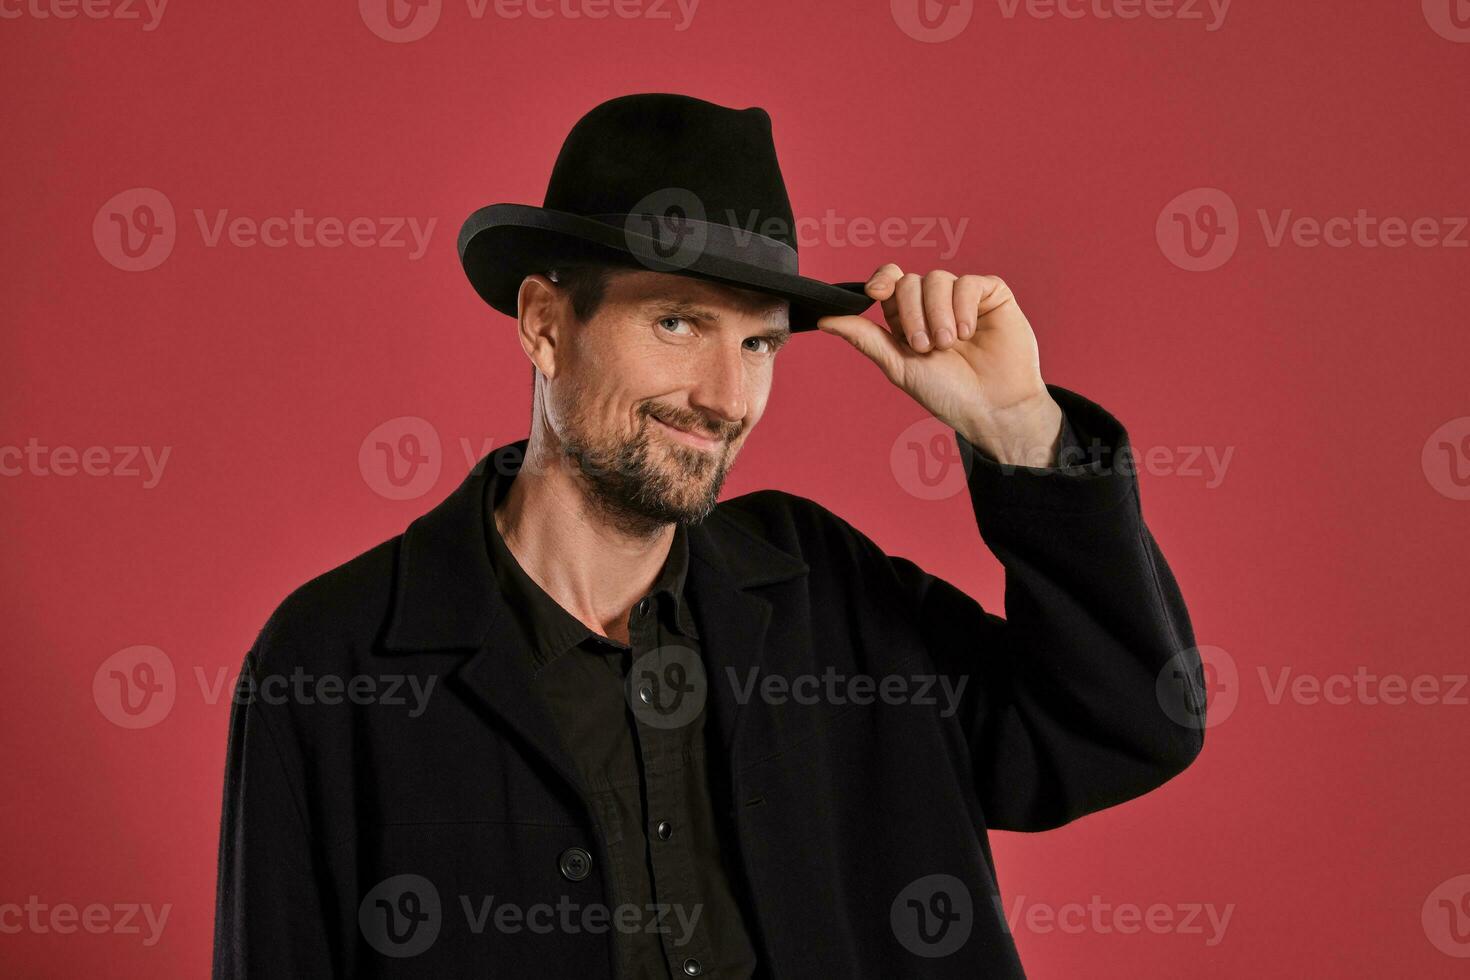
xmin=651 ymin=415 xmax=724 ymax=451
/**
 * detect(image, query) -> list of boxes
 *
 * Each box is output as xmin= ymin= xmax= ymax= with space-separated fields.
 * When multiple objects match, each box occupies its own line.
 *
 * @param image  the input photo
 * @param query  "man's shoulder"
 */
xmin=710 ymin=487 xmax=875 ymax=562
xmin=248 ymin=533 xmax=403 ymax=671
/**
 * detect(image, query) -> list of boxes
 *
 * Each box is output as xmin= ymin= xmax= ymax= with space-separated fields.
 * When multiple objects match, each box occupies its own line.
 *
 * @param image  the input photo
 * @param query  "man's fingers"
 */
xmin=865 ymin=263 xmax=904 ymax=301
xmin=894 ymin=273 xmax=929 ymax=351
xmin=922 ymin=271 xmax=958 ymax=349
xmin=952 ymin=275 xmax=985 ymax=340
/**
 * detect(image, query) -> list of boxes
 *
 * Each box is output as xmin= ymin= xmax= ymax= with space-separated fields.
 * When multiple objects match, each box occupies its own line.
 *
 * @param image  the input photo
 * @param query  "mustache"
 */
xmin=644 ymin=406 xmax=738 ymax=442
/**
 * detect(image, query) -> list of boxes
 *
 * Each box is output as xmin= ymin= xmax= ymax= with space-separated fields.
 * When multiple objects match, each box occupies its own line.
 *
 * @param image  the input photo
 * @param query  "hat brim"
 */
xmin=457 ymin=204 xmax=874 ymax=332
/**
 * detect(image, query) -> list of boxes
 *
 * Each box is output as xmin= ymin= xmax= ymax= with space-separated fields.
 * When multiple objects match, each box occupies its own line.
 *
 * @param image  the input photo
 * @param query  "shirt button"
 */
xmin=655 ymin=820 xmax=672 ymax=841
xmin=558 ymin=846 xmax=592 ymax=882
xmin=682 ymin=958 xmax=703 ymax=976
xmin=637 ymin=597 xmax=651 ymax=617
xmin=638 ymin=686 xmax=654 ymax=705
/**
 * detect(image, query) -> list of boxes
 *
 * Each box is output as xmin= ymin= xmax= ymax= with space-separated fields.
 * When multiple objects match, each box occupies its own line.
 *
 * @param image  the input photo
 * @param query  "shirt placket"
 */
xmin=628 ymin=596 xmax=717 ymax=979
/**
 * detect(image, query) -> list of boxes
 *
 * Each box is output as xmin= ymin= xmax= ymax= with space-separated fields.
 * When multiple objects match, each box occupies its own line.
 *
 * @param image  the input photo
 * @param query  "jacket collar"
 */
xmin=383 ymin=438 xmax=808 ymax=654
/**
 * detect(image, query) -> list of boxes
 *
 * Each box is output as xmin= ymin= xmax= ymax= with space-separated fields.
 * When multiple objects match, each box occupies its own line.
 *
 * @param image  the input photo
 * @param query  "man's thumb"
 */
xmin=817 ymin=315 xmax=900 ymax=377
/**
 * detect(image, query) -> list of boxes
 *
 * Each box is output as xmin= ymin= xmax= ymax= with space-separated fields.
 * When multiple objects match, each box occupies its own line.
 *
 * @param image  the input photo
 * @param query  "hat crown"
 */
xmin=542 ymin=93 xmax=798 ymax=253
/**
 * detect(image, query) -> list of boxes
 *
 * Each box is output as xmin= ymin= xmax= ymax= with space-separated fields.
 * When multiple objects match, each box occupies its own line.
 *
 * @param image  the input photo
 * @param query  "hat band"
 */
xmin=587 ymin=213 xmax=799 ymax=276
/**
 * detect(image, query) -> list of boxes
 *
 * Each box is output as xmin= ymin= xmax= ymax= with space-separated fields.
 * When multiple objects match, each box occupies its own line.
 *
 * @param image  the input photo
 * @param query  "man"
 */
xmin=213 ymin=93 xmax=1205 ymax=979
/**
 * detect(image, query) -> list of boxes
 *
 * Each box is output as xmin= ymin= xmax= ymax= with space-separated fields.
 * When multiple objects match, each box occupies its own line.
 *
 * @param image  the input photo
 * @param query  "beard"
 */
xmin=558 ymin=402 xmax=736 ymax=537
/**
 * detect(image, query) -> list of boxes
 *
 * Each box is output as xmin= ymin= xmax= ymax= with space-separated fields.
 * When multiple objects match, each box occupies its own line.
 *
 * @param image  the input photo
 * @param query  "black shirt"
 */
xmin=486 ymin=480 xmax=761 ymax=980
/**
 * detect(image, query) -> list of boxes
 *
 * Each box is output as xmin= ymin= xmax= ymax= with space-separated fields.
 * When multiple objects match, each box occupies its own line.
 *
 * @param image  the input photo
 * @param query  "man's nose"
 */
xmin=687 ymin=344 xmax=749 ymax=431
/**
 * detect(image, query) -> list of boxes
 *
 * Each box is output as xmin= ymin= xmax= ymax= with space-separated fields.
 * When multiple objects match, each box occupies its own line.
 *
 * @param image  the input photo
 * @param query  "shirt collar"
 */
xmin=483 ymin=453 xmax=701 ymax=668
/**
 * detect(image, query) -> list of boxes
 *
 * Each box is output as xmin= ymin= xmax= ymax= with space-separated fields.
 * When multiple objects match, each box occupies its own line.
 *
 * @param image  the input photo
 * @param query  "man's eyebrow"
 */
xmin=644 ymin=300 xmax=722 ymax=322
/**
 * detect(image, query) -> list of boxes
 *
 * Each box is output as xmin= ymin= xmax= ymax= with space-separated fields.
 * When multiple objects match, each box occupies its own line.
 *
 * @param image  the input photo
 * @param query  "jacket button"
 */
xmin=637 ymin=597 xmax=651 ymax=617
xmin=682 ymin=958 xmax=702 ymax=976
xmin=558 ymin=846 xmax=592 ymax=882
xmin=655 ymin=820 xmax=672 ymax=841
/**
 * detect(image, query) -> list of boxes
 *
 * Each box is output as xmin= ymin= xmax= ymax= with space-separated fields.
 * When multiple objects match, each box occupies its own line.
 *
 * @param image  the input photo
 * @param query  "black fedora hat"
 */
xmin=456 ymin=93 xmax=875 ymax=332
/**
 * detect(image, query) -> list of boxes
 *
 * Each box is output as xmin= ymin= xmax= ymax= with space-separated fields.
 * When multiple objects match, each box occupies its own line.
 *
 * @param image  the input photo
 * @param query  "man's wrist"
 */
xmin=958 ymin=392 xmax=1065 ymax=467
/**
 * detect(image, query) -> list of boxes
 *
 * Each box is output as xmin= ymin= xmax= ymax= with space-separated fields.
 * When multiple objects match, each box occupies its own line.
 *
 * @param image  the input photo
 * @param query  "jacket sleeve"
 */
xmin=212 ymin=647 xmax=338 ymax=978
xmin=838 ymin=384 xmax=1206 ymax=832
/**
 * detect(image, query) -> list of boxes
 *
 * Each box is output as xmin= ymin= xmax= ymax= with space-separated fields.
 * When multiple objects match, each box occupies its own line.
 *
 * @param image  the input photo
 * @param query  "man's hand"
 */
xmin=817 ymin=264 xmax=1064 ymax=467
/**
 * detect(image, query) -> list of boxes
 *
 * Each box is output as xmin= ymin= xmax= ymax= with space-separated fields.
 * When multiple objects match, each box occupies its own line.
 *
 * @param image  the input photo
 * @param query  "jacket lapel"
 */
xmin=380 ymin=441 xmax=590 ymax=802
xmin=685 ymin=506 xmax=810 ymax=771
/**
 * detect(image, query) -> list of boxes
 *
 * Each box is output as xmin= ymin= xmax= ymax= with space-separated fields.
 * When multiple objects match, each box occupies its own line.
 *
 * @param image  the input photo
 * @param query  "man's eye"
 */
xmin=744 ymin=337 xmax=774 ymax=354
xmin=659 ymin=316 xmax=693 ymax=334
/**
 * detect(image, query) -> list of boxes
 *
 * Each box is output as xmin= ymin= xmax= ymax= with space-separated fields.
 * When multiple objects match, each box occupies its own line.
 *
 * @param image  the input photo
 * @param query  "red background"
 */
xmin=3 ymin=1 xmax=1469 ymax=976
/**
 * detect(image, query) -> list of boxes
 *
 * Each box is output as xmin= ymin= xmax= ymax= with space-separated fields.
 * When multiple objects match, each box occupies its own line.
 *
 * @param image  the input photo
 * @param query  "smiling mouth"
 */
xmin=651 ymin=415 xmax=724 ymax=451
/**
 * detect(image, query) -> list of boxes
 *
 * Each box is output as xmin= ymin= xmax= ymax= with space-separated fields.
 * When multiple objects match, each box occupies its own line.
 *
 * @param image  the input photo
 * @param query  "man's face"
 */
xmin=541 ymin=269 xmax=791 ymax=531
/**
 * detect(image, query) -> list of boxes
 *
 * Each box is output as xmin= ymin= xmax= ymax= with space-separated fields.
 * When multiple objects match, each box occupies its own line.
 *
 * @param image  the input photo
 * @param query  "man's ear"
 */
xmin=516 ymin=274 xmax=562 ymax=381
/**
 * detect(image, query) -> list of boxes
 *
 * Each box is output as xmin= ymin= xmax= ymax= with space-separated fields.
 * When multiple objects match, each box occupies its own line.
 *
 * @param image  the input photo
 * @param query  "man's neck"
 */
xmin=493 ymin=444 xmax=675 ymax=643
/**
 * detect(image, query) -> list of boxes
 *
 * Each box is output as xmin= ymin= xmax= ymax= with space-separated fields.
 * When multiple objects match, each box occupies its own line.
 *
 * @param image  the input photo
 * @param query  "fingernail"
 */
xmin=935 ymin=328 xmax=954 ymax=347
xmin=912 ymin=331 xmax=930 ymax=350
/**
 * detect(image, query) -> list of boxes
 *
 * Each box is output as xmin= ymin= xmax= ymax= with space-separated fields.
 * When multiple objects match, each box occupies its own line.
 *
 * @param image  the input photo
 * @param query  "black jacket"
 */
xmin=212 ymin=385 xmax=1205 ymax=978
